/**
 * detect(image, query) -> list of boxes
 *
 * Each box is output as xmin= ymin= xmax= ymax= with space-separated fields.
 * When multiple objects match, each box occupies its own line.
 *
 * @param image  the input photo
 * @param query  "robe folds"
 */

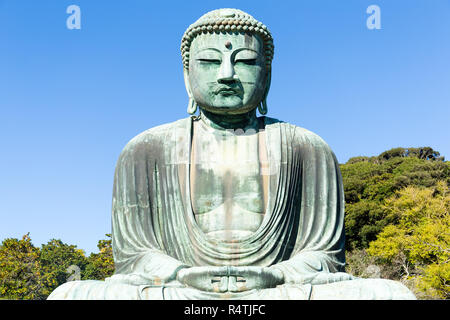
xmin=48 ymin=116 xmax=417 ymax=299
xmin=110 ymin=116 xmax=346 ymax=285
xmin=52 ymin=116 xmax=404 ymax=300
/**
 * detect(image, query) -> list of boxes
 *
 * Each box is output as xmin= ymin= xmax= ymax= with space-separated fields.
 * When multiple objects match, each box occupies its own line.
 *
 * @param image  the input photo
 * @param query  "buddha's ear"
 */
xmin=263 ymin=70 xmax=272 ymax=102
xmin=183 ymin=68 xmax=198 ymax=115
xmin=183 ymin=68 xmax=193 ymax=98
xmin=258 ymin=70 xmax=271 ymax=115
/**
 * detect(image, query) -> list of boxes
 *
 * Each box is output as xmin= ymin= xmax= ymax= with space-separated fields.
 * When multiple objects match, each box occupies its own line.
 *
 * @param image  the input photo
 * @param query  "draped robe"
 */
xmin=47 ymin=116 xmax=416 ymax=300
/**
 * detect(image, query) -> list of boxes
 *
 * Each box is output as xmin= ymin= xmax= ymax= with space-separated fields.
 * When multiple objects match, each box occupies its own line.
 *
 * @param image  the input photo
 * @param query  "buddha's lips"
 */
xmin=215 ymin=87 xmax=242 ymax=95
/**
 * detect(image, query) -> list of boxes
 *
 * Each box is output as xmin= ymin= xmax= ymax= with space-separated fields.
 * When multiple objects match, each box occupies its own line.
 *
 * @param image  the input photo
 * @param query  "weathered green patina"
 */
xmin=48 ymin=8 xmax=416 ymax=300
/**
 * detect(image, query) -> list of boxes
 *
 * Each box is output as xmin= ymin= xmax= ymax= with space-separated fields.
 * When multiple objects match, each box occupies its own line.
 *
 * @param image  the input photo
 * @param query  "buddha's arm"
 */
xmin=109 ymin=138 xmax=190 ymax=285
xmin=269 ymin=252 xmax=354 ymax=285
xmin=110 ymin=247 xmax=189 ymax=285
xmin=111 ymin=197 xmax=190 ymax=285
xmin=267 ymin=127 xmax=352 ymax=285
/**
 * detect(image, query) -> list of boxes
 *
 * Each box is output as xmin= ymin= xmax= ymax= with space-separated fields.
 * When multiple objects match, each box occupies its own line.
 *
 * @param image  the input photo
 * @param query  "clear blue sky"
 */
xmin=1 ymin=0 xmax=449 ymax=254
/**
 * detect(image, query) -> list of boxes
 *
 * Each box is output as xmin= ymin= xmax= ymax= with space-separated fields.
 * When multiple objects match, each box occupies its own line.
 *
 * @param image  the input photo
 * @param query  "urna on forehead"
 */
xmin=181 ymin=8 xmax=274 ymax=71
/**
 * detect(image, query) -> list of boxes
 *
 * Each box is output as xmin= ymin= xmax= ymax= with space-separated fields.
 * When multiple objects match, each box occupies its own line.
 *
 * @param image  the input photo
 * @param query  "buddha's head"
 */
xmin=181 ymin=9 xmax=274 ymax=116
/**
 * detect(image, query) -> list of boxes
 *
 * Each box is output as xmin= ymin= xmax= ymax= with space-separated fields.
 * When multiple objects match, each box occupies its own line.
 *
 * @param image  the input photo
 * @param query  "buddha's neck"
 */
xmin=199 ymin=109 xmax=258 ymax=131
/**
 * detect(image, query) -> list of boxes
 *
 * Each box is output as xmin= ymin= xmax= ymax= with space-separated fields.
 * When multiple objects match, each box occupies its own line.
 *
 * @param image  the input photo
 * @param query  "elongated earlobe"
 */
xmin=184 ymin=69 xmax=198 ymax=115
xmin=258 ymin=99 xmax=268 ymax=115
xmin=187 ymin=98 xmax=198 ymax=115
xmin=258 ymin=71 xmax=271 ymax=115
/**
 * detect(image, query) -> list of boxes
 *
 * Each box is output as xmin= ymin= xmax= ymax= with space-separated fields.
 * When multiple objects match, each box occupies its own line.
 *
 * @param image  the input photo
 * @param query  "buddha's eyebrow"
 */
xmin=233 ymin=48 xmax=259 ymax=54
xmin=232 ymin=48 xmax=261 ymax=59
xmin=194 ymin=48 xmax=260 ymax=54
xmin=195 ymin=48 xmax=222 ymax=54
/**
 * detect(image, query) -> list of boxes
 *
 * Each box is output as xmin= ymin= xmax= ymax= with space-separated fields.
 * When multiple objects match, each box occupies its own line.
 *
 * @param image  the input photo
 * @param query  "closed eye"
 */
xmin=197 ymin=59 xmax=221 ymax=64
xmin=235 ymin=59 xmax=257 ymax=65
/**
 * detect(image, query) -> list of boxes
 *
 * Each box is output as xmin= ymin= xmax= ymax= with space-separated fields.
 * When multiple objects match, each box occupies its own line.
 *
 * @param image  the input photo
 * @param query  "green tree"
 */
xmin=0 ymin=234 xmax=44 ymax=300
xmin=39 ymin=239 xmax=89 ymax=297
xmin=0 ymin=234 xmax=116 ymax=299
xmin=378 ymin=147 xmax=444 ymax=162
xmin=84 ymin=234 xmax=115 ymax=280
xmin=367 ymin=181 xmax=450 ymax=299
xmin=341 ymin=147 xmax=449 ymax=250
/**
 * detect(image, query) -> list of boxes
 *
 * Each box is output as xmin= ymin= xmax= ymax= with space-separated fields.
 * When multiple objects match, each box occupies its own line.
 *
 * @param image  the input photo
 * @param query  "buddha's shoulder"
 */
xmin=117 ymin=117 xmax=190 ymax=158
xmin=263 ymin=116 xmax=332 ymax=151
xmin=124 ymin=117 xmax=190 ymax=146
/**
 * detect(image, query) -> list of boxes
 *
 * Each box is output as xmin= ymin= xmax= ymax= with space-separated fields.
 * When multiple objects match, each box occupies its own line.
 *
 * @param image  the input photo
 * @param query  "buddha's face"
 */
xmin=187 ymin=32 xmax=267 ymax=115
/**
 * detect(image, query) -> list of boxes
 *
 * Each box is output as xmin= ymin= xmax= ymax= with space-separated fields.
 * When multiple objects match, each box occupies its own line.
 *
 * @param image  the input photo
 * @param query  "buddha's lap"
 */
xmin=47 ymin=278 xmax=415 ymax=300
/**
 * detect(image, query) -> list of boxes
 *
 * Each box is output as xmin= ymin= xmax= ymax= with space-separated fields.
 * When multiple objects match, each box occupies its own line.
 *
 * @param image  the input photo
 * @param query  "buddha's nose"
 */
xmin=217 ymin=59 xmax=236 ymax=83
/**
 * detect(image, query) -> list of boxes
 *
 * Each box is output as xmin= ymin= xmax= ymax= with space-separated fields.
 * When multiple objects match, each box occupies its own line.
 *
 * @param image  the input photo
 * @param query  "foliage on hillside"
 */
xmin=342 ymin=147 xmax=449 ymax=299
xmin=0 ymin=234 xmax=114 ymax=300
xmin=367 ymin=182 xmax=449 ymax=299
xmin=0 ymin=234 xmax=44 ymax=300
xmin=83 ymin=235 xmax=114 ymax=280
xmin=341 ymin=147 xmax=449 ymax=250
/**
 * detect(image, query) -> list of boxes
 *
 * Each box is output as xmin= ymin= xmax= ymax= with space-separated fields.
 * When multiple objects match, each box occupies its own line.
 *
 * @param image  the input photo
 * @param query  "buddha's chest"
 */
xmin=190 ymin=124 xmax=269 ymax=241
